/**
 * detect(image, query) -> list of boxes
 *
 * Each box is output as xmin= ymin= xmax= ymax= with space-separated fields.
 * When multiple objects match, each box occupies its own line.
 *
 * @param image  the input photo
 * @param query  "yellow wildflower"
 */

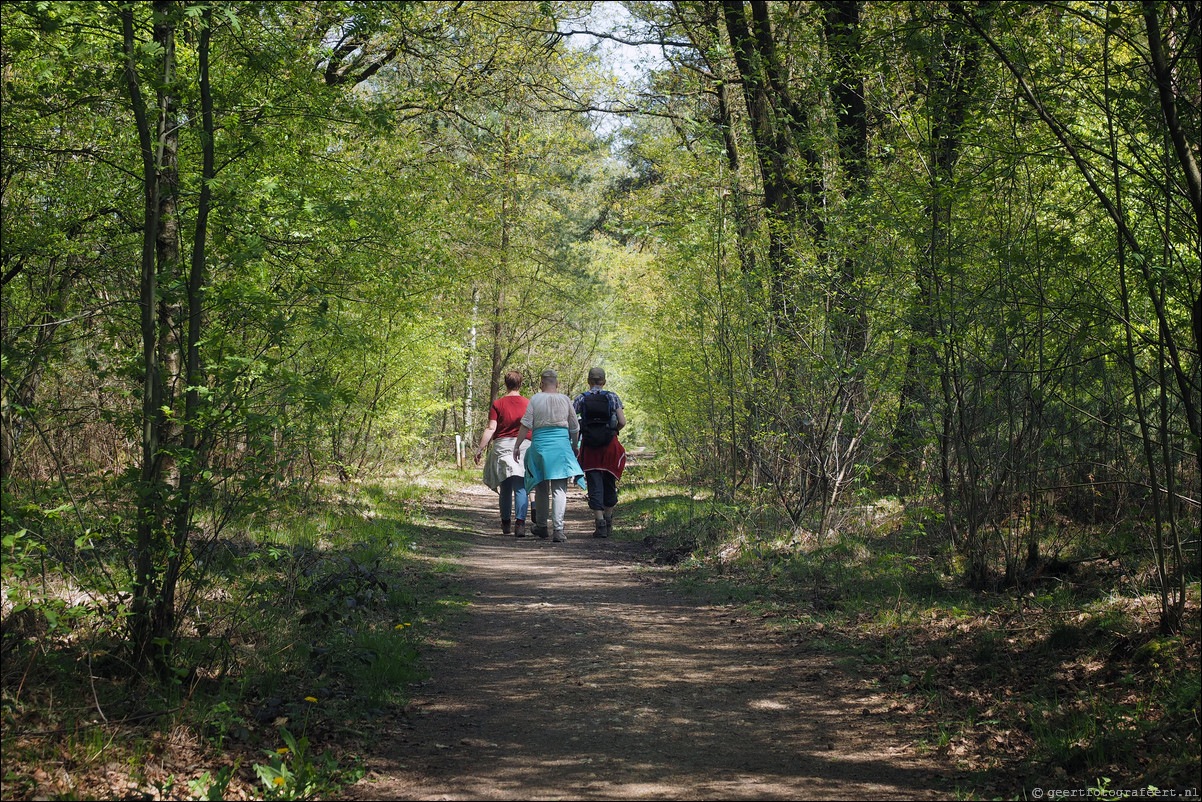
xmin=304 ymin=696 xmax=318 ymax=703
xmin=276 ymin=747 xmax=290 ymax=754
xmin=273 ymin=777 xmax=286 ymax=786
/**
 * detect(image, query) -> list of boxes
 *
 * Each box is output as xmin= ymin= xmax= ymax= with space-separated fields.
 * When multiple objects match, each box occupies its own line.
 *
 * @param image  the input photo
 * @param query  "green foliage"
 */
xmin=608 ymin=0 xmax=1198 ymax=620
xmin=0 ymin=474 xmax=465 ymax=797
xmin=640 ymin=477 xmax=1199 ymax=789
xmin=1 ymin=0 xmax=623 ymax=683
xmin=254 ymin=727 xmax=363 ymax=801
xmin=187 ymin=764 xmax=237 ymax=801
xmin=1 ymin=0 xmax=1198 ymax=793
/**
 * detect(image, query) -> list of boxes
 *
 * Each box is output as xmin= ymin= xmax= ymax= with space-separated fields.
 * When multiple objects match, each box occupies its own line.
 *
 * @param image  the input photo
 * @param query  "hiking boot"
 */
xmin=532 ymin=525 xmax=549 ymax=539
xmin=502 ymin=519 xmax=512 ymax=535
xmin=593 ymin=519 xmax=609 ymax=538
xmin=604 ymin=515 xmax=614 ymax=537
xmin=552 ymin=530 xmax=567 ymax=543
xmin=514 ymin=521 xmax=527 ymax=538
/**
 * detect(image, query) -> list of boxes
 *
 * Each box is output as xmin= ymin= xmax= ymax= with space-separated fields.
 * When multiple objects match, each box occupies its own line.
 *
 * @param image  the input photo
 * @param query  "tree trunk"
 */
xmin=722 ymin=0 xmax=808 ymax=317
xmin=122 ymin=0 xmax=168 ymax=669
xmin=694 ymin=1 xmax=763 ymax=488
xmin=164 ymin=5 xmax=215 ymax=651
xmin=489 ymin=174 xmax=510 ymax=405
xmin=465 ymin=285 xmax=478 ymax=440
xmin=819 ymin=0 xmax=870 ymax=496
xmin=890 ymin=4 xmax=983 ymax=470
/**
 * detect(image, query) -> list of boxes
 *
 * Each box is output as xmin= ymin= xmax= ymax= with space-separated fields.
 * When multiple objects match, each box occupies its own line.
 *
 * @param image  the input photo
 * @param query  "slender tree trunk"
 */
xmin=155 ymin=0 xmax=181 ymax=457
xmin=1142 ymin=3 xmax=1202 ymax=228
xmin=722 ymin=0 xmax=806 ymax=317
xmin=1104 ymin=7 xmax=1177 ymax=634
xmin=146 ymin=0 xmax=182 ymax=668
xmin=488 ymin=121 xmax=515 ymax=404
xmin=164 ymin=6 xmax=215 ymax=648
xmin=122 ymin=1 xmax=167 ymax=667
xmin=697 ymin=2 xmax=762 ymax=487
xmin=890 ymin=4 xmax=982 ymax=470
xmin=489 ymin=285 xmax=505 ymax=402
xmin=466 ymin=285 xmax=478 ymax=439
xmin=489 ymin=193 xmax=509 ymax=404
xmin=821 ymin=0 xmax=870 ymax=390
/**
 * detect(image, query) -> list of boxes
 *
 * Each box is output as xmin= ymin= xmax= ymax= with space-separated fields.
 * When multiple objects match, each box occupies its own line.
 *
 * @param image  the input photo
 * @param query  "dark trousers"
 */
xmin=584 ymin=470 xmax=617 ymax=511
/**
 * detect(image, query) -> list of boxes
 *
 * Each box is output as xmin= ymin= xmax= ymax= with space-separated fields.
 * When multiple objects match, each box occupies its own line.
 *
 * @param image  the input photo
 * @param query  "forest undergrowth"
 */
xmin=2 ymin=463 xmax=1198 ymax=800
xmin=0 ymin=468 xmax=473 ymax=801
xmin=622 ymin=465 xmax=1201 ymax=799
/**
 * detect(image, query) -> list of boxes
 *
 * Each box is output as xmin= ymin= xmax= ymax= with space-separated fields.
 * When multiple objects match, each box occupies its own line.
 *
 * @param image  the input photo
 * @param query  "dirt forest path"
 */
xmin=342 ymin=484 xmax=951 ymax=800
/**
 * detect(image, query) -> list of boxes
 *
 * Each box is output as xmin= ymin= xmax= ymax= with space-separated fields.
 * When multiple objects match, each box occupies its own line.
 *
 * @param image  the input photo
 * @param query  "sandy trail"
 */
xmin=343 ymin=484 xmax=947 ymax=800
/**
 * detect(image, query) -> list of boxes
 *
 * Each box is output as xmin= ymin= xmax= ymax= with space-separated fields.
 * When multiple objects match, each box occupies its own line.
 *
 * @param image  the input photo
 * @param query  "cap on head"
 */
xmin=540 ymin=368 xmax=558 ymax=384
xmin=587 ymin=367 xmax=606 ymax=384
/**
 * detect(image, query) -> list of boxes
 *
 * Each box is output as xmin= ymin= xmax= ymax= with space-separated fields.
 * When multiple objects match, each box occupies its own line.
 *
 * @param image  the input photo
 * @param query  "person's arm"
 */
xmin=566 ymin=395 xmax=580 ymax=448
xmin=611 ymin=392 xmax=627 ymax=431
xmin=512 ymin=424 xmax=530 ymax=460
xmin=514 ymin=399 xmax=535 ymax=459
xmin=573 ymin=396 xmax=584 ymax=451
xmin=474 ymin=419 xmax=498 ymax=465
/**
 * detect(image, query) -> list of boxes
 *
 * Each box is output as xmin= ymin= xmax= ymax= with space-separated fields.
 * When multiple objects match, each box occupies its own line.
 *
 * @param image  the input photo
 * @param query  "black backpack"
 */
xmin=578 ymin=391 xmax=615 ymax=449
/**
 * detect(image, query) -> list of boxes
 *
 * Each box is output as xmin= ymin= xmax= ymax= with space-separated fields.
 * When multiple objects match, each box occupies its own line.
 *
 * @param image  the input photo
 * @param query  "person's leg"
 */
xmin=602 ymin=473 xmax=618 ymax=535
xmin=514 ymin=480 xmax=528 ymax=523
xmin=550 ymin=479 xmax=568 ymax=541
xmin=586 ymin=471 xmax=607 ymax=536
xmin=584 ymin=471 xmax=605 ymax=511
xmin=533 ymin=481 xmax=550 ymax=538
xmin=513 ymin=479 xmax=528 ymax=537
xmin=498 ymin=476 xmax=513 ymax=533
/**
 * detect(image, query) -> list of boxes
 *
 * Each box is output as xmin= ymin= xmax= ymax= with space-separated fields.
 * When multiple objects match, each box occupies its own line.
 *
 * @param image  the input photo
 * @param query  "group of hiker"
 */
xmin=473 ymin=367 xmax=626 ymax=543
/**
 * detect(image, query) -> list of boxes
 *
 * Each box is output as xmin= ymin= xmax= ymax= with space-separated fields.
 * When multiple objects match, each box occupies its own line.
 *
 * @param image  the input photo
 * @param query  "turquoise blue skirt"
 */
xmin=523 ymin=427 xmax=586 ymax=494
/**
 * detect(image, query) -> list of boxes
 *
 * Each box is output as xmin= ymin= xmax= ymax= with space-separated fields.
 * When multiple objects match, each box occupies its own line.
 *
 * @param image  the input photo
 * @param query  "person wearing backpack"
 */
xmin=573 ymin=367 xmax=626 ymax=538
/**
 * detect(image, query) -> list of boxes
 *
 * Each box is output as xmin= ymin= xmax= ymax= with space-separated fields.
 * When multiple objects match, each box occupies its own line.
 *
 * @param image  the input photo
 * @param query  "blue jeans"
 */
xmin=499 ymin=475 xmax=528 ymax=522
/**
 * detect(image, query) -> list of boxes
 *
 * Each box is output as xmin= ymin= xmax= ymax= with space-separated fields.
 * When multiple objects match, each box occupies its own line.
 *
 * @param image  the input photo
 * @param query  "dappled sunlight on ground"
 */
xmin=341 ymin=487 xmax=948 ymax=800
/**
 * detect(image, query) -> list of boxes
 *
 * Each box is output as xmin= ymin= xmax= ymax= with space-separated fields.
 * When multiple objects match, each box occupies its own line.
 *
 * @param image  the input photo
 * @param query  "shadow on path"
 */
xmin=343 ymin=485 xmax=949 ymax=800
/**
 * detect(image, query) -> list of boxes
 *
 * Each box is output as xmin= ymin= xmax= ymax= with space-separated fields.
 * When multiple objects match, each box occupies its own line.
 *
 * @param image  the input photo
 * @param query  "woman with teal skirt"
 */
xmin=512 ymin=369 xmax=585 ymax=543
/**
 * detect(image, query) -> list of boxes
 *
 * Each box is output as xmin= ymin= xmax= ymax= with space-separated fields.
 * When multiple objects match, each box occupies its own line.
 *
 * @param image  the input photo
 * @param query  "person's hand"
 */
xmin=512 ymin=449 xmax=521 ymax=462
xmin=473 ymin=448 xmax=483 ymax=466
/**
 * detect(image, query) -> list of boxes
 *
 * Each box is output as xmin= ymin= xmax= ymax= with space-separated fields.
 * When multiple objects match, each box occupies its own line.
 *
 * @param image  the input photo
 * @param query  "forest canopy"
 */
xmin=1 ymin=0 xmax=1197 ymax=699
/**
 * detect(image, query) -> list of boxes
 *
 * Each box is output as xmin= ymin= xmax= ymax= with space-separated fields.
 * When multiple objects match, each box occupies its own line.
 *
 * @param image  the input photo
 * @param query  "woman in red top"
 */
xmin=474 ymin=370 xmax=532 ymax=537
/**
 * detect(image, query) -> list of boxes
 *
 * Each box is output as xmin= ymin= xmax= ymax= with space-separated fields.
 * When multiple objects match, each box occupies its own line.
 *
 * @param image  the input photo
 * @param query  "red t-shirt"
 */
xmin=490 ymin=395 xmax=531 ymax=439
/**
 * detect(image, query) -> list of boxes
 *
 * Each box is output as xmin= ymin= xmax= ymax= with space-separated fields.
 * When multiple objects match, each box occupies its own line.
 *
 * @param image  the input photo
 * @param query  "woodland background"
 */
xmin=1 ymin=1 xmax=1198 ymax=799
